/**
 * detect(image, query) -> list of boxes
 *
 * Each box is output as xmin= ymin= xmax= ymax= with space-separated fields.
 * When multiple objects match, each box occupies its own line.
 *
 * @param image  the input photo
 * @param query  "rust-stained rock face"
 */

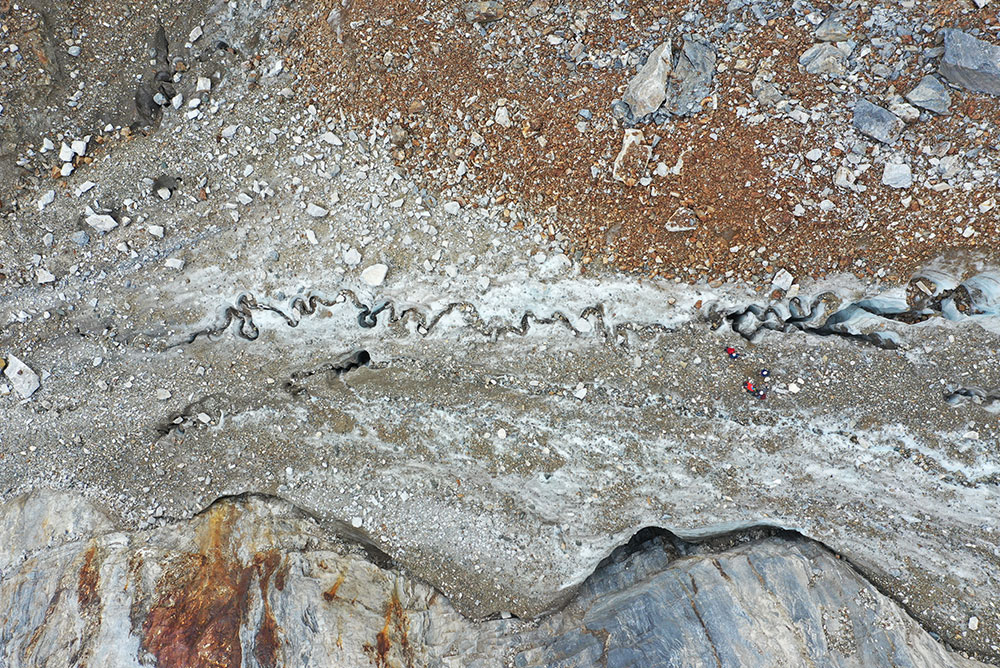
xmin=77 ymin=545 xmax=101 ymax=613
xmin=0 ymin=490 xmax=990 ymax=668
xmin=142 ymin=504 xmax=256 ymax=668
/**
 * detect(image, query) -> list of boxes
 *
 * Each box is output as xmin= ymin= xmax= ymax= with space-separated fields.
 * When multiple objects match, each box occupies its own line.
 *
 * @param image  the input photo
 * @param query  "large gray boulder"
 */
xmin=940 ymin=30 xmax=1000 ymax=96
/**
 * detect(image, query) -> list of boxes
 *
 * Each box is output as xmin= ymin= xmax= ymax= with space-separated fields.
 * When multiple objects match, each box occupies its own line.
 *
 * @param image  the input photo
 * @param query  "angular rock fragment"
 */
xmin=663 ymin=35 xmax=716 ymax=116
xmin=361 ymin=263 xmax=389 ymax=287
xmin=888 ymin=98 xmax=920 ymax=123
xmin=853 ymin=99 xmax=902 ymax=143
xmin=623 ymin=40 xmax=672 ymax=118
xmin=815 ymin=12 xmax=851 ymax=42
xmin=4 ymin=355 xmax=40 ymax=398
xmin=464 ymin=1 xmax=504 ymax=24
xmin=882 ymin=163 xmax=913 ymax=189
xmin=86 ymin=212 xmax=118 ymax=233
xmin=306 ymin=203 xmax=328 ymax=218
xmin=906 ymin=75 xmax=952 ymax=114
xmin=612 ymin=130 xmax=651 ymax=186
xmin=799 ymin=43 xmax=847 ymax=76
xmin=939 ymin=30 xmax=1000 ymax=96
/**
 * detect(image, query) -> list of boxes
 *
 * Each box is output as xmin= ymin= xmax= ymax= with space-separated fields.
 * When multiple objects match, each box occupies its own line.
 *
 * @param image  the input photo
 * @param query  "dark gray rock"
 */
xmin=939 ymin=30 xmax=1000 ymax=96
xmin=906 ymin=75 xmax=952 ymax=114
xmin=852 ymin=99 xmax=902 ymax=143
xmin=664 ymin=35 xmax=716 ymax=116
xmin=511 ymin=533 xmax=987 ymax=667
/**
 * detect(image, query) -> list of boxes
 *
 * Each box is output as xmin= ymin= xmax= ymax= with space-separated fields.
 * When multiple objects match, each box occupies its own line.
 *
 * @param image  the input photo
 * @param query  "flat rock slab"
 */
xmin=2 ymin=355 xmax=40 ymax=399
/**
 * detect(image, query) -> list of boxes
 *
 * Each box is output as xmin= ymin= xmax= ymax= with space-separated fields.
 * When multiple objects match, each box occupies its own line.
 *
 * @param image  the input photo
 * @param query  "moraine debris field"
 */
xmin=2 ymin=0 xmax=1000 ymax=666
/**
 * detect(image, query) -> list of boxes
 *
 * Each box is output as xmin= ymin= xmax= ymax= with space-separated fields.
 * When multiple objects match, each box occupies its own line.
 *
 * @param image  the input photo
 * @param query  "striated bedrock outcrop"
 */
xmin=0 ymin=490 xmax=989 ymax=667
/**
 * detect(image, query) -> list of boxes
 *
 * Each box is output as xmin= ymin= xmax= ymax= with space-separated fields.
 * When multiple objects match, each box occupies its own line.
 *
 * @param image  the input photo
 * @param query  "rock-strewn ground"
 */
xmin=2 ymin=0 xmax=1000 ymax=665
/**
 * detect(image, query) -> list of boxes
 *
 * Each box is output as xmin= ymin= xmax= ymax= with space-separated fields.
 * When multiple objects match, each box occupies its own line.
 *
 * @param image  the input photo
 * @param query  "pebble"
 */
xmin=4 ymin=355 xmax=41 ymax=399
xmin=351 ymin=516 xmax=364 ymax=528
xmin=86 ymin=213 xmax=118 ymax=233
xmin=969 ymin=616 xmax=980 ymax=631
xmin=196 ymin=77 xmax=211 ymax=92
xmin=805 ymin=148 xmax=823 ymax=161
xmin=59 ymin=143 xmax=75 ymax=163
xmin=37 ymin=190 xmax=55 ymax=211
xmin=148 ymin=225 xmax=165 ymax=238
xmin=343 ymin=247 xmax=362 ymax=266
xmin=60 ymin=163 xmax=74 ymax=177
xmin=882 ymin=163 xmax=912 ymax=189
xmin=772 ymin=268 xmax=794 ymax=291
xmin=165 ymin=258 xmax=185 ymax=270
xmin=320 ymin=131 xmax=343 ymax=146
xmin=155 ymin=389 xmax=171 ymax=400
xmin=36 ymin=268 xmax=55 ymax=284
xmin=222 ymin=124 xmax=239 ymax=139
xmin=70 ymin=231 xmax=90 ymax=246
xmin=41 ymin=138 xmax=54 ymax=152
xmin=888 ymin=99 xmax=919 ymax=124
xmin=71 ymin=139 xmax=87 ymax=156
xmin=361 ymin=263 xmax=389 ymax=286
xmin=464 ymin=1 xmax=505 ymax=24
xmin=306 ymin=203 xmax=328 ymax=218
xmin=495 ymin=107 xmax=512 ymax=128
xmin=189 ymin=26 xmax=203 ymax=43
xmin=443 ymin=201 xmax=461 ymax=215
xmin=68 ymin=45 xmax=81 ymax=57
xmin=788 ymin=382 xmax=801 ymax=394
